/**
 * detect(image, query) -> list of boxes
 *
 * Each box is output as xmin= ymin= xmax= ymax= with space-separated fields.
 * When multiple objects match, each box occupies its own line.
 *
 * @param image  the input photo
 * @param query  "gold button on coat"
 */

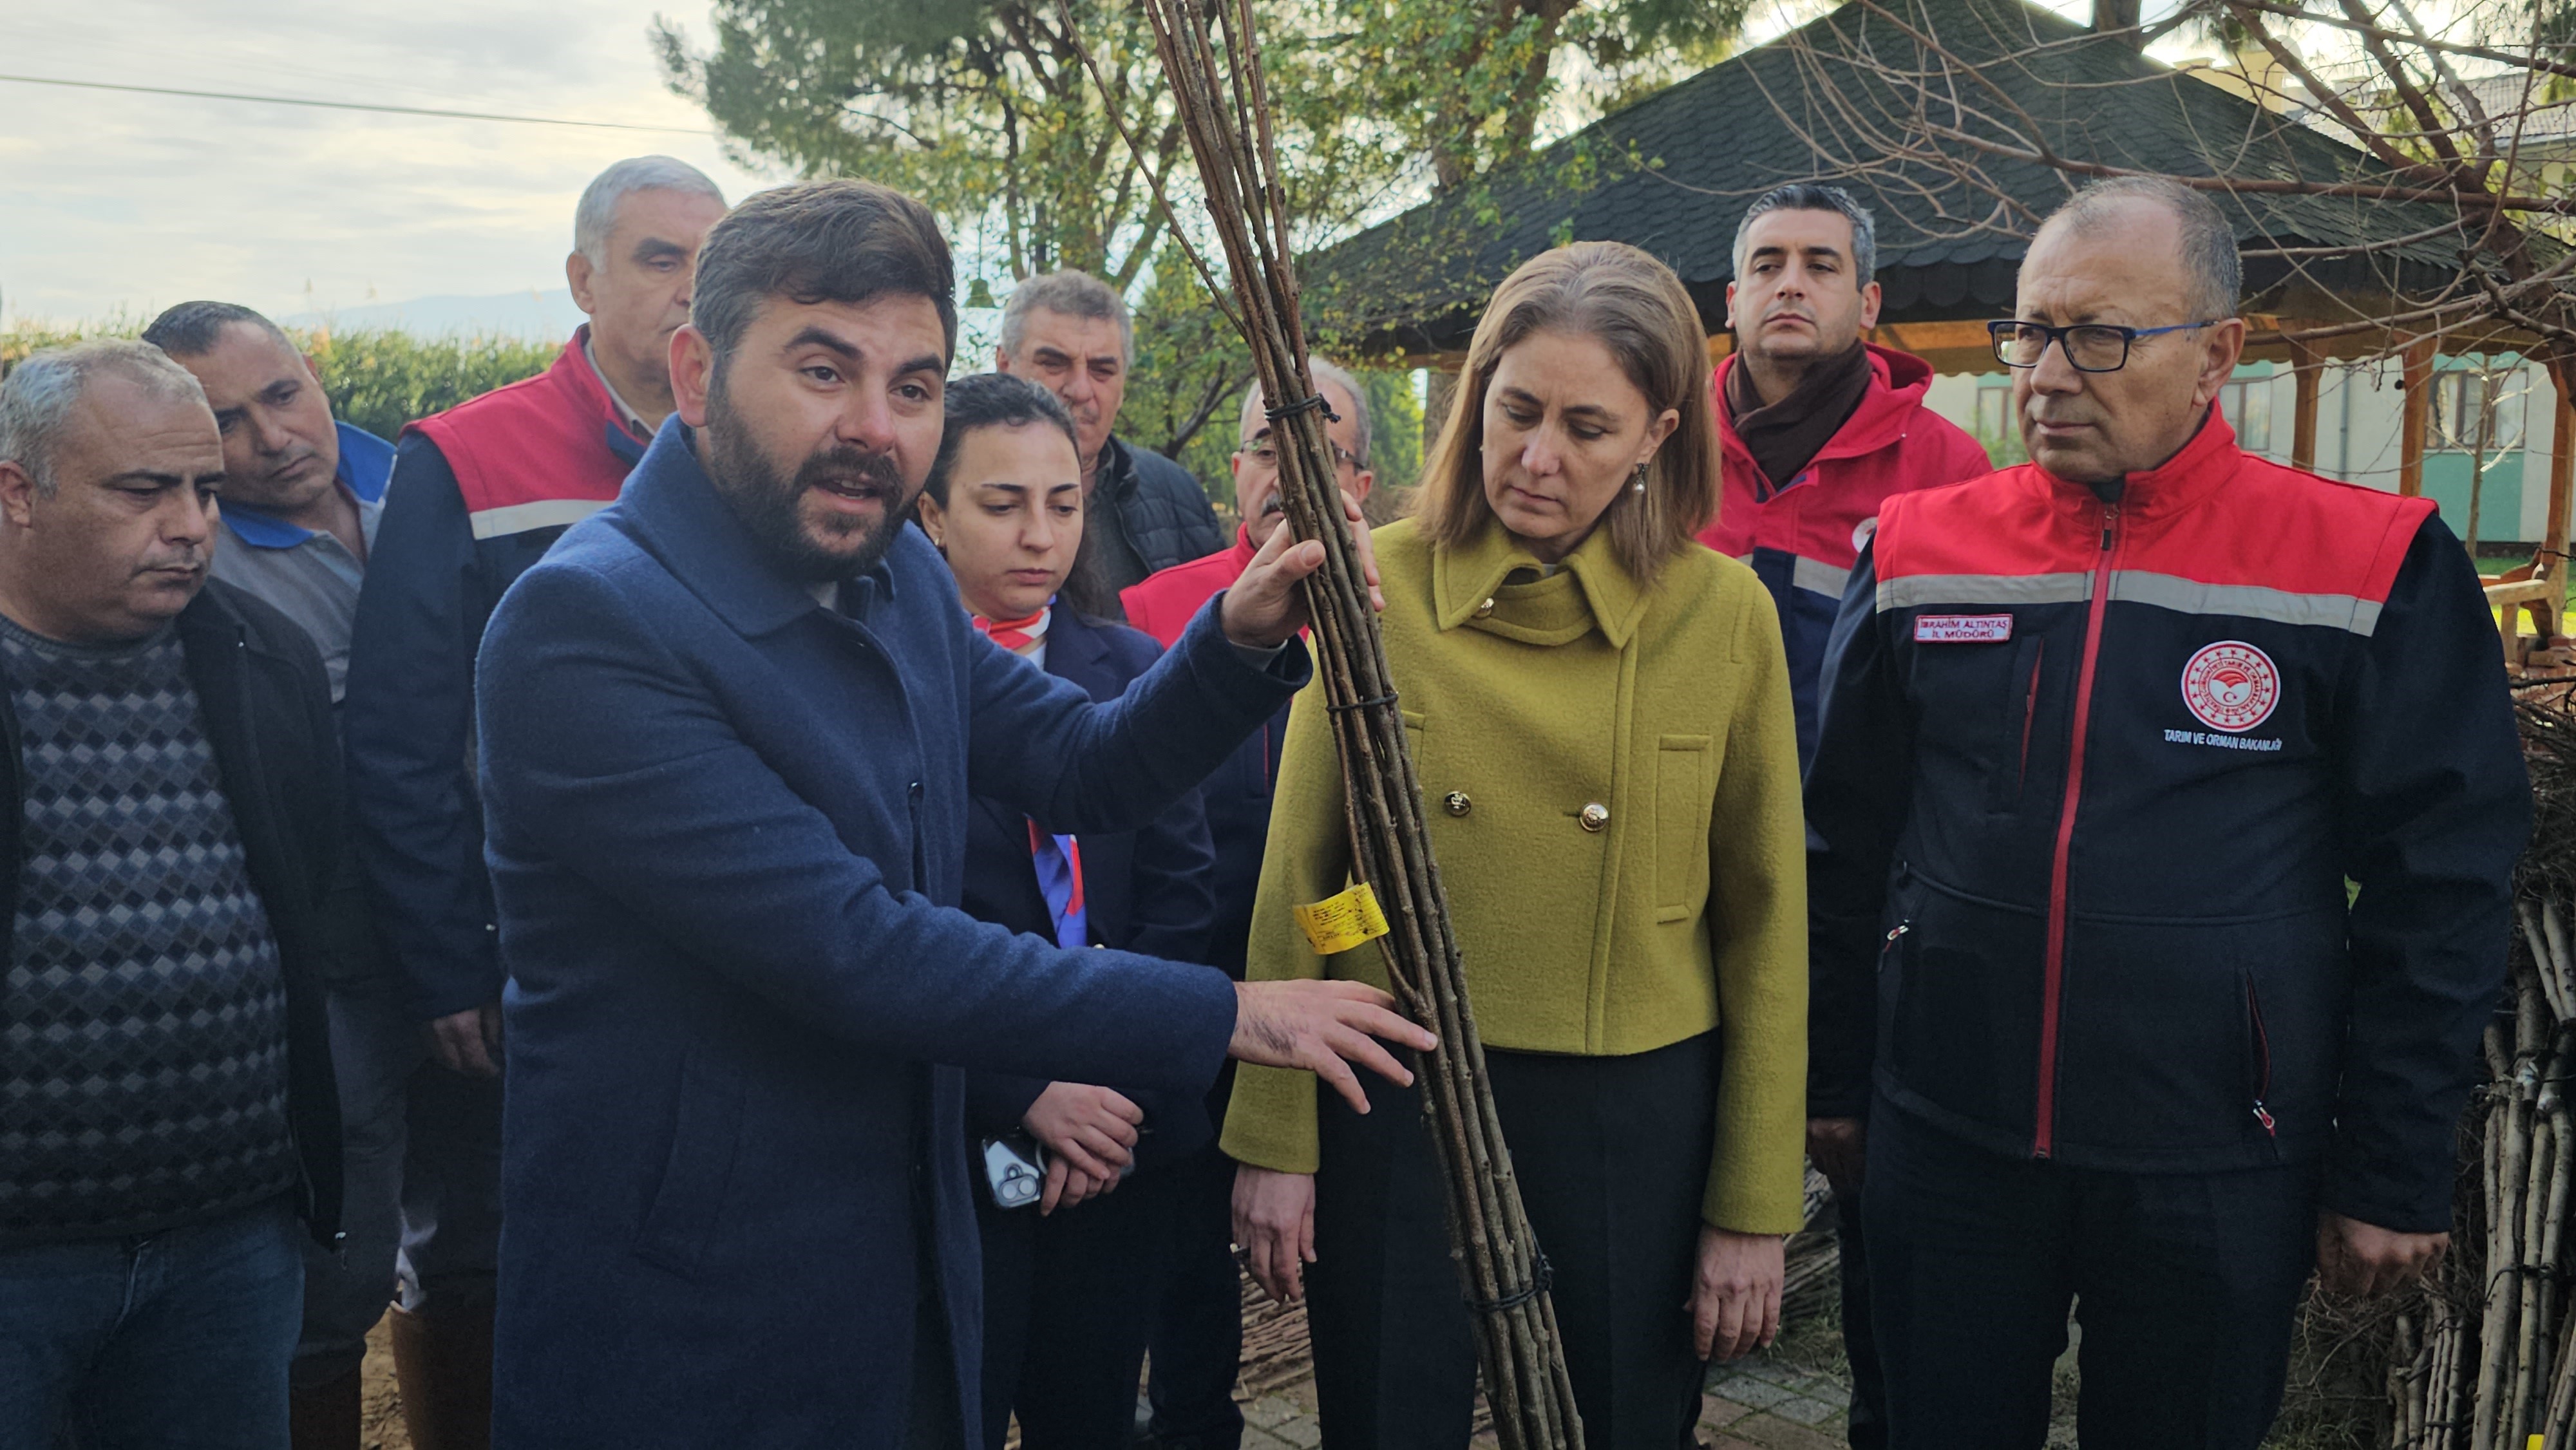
xmin=1578 ymin=802 xmax=1609 ymax=832
xmin=1444 ymin=791 xmax=1472 ymax=817
xmin=1474 ymin=597 xmax=1495 ymax=618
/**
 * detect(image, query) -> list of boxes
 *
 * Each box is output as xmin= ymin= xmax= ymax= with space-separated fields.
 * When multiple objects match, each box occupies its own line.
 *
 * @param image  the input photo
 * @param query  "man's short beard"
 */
xmin=701 ymin=370 xmax=916 ymax=584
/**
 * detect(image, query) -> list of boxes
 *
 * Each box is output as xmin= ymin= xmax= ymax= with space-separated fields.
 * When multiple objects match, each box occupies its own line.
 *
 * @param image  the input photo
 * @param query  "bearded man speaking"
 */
xmin=473 ymin=179 xmax=1430 ymax=1449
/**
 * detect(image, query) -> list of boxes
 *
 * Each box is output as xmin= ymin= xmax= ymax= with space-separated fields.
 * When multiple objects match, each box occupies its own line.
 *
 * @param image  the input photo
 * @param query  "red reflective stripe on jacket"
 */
xmin=1874 ymin=413 xmax=2431 ymax=608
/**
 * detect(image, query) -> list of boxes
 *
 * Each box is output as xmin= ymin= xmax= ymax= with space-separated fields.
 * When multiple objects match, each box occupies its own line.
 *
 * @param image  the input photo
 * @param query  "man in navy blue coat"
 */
xmin=474 ymin=180 xmax=1428 ymax=1447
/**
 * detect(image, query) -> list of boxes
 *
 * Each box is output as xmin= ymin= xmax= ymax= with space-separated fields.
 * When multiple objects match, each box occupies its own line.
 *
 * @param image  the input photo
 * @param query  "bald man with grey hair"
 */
xmin=1803 ymin=174 xmax=2528 ymax=1450
xmin=1236 ymin=357 xmax=1374 ymax=476
xmin=1119 ymin=358 xmax=1377 ymax=1446
xmin=0 ymin=341 xmax=348 ymax=1447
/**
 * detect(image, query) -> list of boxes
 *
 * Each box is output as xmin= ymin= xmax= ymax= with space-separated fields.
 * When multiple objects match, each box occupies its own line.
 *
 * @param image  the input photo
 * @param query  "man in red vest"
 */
xmin=1119 ymin=359 xmax=1372 ymax=1450
xmin=1122 ymin=359 xmax=1374 ymax=646
xmin=339 ymin=155 xmax=726 ymax=1448
xmin=1805 ymin=176 xmax=2524 ymax=1449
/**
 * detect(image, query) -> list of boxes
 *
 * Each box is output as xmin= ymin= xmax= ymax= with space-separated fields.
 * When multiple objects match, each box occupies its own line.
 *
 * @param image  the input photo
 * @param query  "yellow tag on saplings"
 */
xmin=1293 ymin=882 xmax=1390 ymax=955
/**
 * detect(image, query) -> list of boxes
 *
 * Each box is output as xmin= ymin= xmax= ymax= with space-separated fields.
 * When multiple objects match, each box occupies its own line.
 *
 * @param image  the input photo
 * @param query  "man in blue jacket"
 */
xmin=475 ymin=178 xmax=1430 ymax=1448
xmin=1804 ymin=178 xmax=2528 ymax=1448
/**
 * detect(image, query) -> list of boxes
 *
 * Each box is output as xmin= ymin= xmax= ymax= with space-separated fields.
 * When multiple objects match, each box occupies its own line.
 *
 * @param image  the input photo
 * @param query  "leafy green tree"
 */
xmin=655 ymin=0 xmax=1748 ymax=464
xmin=1322 ymin=0 xmax=1749 ymax=191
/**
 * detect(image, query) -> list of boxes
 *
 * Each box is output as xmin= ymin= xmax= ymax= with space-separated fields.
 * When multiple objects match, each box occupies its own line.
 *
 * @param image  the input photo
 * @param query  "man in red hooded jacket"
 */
xmin=1698 ymin=182 xmax=1991 ymax=1450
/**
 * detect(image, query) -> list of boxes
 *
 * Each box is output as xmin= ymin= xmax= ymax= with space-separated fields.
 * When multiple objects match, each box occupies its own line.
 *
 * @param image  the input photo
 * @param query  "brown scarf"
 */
xmin=1722 ymin=342 xmax=1875 ymax=495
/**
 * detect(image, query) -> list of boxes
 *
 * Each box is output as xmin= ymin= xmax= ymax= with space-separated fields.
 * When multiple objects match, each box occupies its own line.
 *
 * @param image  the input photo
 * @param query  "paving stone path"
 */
xmin=1231 ymin=1344 xmax=1859 ymax=1449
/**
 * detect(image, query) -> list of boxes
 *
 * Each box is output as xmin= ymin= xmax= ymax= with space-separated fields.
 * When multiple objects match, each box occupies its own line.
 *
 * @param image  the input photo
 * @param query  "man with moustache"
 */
xmin=1120 ymin=359 xmax=1375 ymax=1450
xmin=144 ymin=300 xmax=397 ymax=1449
xmin=143 ymin=303 xmax=393 ymax=700
xmin=1694 ymin=183 xmax=1989 ymax=1450
xmin=341 ymin=155 xmax=725 ymax=1446
xmin=1804 ymin=177 xmax=2527 ymax=1448
xmin=473 ymin=178 xmax=1430 ymax=1448
xmin=997 ymin=270 xmax=1226 ymax=599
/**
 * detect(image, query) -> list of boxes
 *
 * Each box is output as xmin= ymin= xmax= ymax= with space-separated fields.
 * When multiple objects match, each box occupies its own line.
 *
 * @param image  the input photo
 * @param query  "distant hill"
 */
xmin=282 ymin=289 xmax=583 ymax=339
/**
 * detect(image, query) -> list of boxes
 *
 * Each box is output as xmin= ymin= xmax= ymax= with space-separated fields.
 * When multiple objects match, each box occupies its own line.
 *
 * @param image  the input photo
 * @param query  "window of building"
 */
xmin=1975 ymin=384 xmax=2009 ymax=441
xmin=2219 ymin=378 xmax=2272 ymax=454
xmin=2430 ymin=367 xmax=2528 ymax=455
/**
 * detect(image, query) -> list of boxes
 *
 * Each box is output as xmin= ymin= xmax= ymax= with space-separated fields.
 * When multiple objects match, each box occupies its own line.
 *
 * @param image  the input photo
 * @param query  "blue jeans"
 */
xmin=0 ymin=1195 xmax=303 ymax=1449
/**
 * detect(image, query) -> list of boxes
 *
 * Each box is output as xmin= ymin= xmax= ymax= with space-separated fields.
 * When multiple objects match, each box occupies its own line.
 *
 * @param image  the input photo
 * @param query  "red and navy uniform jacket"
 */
xmin=345 ymin=327 xmax=649 ymax=1019
xmin=1121 ymin=527 xmax=1280 ymax=979
xmin=1805 ymin=410 xmax=2528 ymax=1231
xmin=1700 ymin=344 xmax=1993 ymax=766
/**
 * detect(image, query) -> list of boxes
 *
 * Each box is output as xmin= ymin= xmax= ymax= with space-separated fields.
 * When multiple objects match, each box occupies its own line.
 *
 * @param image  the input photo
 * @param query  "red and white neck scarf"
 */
xmin=971 ymin=602 xmax=1052 ymax=656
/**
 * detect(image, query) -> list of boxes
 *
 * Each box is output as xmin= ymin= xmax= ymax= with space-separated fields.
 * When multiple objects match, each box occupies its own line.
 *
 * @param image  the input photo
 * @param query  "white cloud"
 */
xmin=0 ymin=0 xmax=780 ymax=326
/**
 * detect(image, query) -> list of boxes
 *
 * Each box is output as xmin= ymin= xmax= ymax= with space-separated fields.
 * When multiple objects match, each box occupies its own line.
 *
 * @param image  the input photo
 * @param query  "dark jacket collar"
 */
xmin=1042 ymin=603 xmax=1113 ymax=686
xmin=1095 ymin=434 xmax=1139 ymax=502
xmin=611 ymin=418 xmax=899 ymax=640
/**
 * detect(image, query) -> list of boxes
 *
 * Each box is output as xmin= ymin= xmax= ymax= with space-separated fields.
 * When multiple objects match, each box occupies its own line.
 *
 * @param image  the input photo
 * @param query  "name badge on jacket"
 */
xmin=1913 ymin=614 xmax=2014 ymax=643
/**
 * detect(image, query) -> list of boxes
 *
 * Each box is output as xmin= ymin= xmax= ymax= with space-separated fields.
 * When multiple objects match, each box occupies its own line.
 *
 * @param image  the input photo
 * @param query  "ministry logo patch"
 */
xmin=2181 ymin=641 xmax=2279 ymax=733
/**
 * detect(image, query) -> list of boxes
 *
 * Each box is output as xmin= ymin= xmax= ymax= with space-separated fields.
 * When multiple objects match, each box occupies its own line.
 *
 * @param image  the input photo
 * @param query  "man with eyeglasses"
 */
xmin=1803 ymin=176 xmax=2527 ymax=1448
xmin=1119 ymin=361 xmax=1372 ymax=1450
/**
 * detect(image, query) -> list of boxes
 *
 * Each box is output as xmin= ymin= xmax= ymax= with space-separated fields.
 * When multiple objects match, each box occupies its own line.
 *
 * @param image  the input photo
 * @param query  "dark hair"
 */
xmin=691 ymin=180 xmax=958 ymax=373
xmin=1732 ymin=183 xmax=1877 ymax=285
xmin=141 ymin=301 xmax=290 ymax=359
xmin=918 ymin=372 xmax=1116 ymax=617
xmin=922 ymin=373 xmax=1078 ymax=507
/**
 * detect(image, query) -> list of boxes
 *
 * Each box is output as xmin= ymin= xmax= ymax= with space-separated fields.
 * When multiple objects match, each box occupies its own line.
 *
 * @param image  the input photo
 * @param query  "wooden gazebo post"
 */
xmin=2541 ymin=358 xmax=2575 ymax=637
xmin=2399 ymin=335 xmax=2434 ymax=498
xmin=2288 ymin=337 xmax=2320 ymax=473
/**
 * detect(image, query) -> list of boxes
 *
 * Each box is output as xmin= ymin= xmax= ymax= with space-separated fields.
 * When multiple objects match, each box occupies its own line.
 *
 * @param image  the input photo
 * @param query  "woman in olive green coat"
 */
xmin=1224 ymin=241 xmax=1809 ymax=1449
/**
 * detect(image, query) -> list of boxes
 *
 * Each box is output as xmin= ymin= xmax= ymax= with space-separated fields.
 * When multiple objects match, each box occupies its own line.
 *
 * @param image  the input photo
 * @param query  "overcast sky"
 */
xmin=1 ymin=0 xmax=2195 ymax=332
xmin=0 ymin=0 xmax=777 ymax=327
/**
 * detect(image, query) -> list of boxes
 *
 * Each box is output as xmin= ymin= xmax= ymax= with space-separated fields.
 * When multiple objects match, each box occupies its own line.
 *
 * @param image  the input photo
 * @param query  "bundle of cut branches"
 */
xmin=2382 ymin=690 xmax=2576 ymax=1449
xmin=1065 ymin=3 xmax=1585 ymax=1444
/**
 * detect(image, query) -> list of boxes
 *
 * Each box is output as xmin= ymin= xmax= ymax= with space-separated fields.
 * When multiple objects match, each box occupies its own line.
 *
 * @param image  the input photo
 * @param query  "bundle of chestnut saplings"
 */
xmin=2385 ymin=692 xmax=2576 ymax=1450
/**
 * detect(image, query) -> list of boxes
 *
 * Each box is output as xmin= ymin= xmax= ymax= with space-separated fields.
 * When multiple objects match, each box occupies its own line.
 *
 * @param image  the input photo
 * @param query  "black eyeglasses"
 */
xmin=1239 ymin=438 xmax=1361 ymax=471
xmin=1987 ymin=319 xmax=2226 ymax=374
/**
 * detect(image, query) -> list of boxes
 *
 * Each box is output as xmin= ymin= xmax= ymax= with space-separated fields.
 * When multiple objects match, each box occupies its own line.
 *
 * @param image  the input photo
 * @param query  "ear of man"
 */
xmin=670 ymin=325 xmax=716 ymax=428
xmin=567 ymin=249 xmax=600 ymax=314
xmin=0 ymin=459 xmax=42 ymax=529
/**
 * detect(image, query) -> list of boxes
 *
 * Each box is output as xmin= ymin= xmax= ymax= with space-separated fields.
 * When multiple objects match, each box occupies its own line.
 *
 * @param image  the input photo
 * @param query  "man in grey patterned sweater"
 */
xmin=0 ymin=341 xmax=346 ymax=1448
